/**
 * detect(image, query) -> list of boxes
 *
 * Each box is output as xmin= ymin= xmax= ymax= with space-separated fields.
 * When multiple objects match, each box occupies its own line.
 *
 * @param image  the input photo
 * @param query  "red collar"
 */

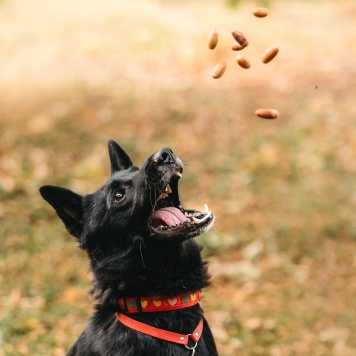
xmin=118 ymin=290 xmax=202 ymax=313
xmin=116 ymin=312 xmax=203 ymax=351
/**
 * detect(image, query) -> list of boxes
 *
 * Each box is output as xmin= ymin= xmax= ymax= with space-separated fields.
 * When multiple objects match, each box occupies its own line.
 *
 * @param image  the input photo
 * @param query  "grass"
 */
xmin=1 ymin=0 xmax=356 ymax=354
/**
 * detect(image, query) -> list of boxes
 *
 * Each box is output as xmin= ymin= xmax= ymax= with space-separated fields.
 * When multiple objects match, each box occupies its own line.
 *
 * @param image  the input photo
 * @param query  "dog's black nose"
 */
xmin=153 ymin=148 xmax=175 ymax=164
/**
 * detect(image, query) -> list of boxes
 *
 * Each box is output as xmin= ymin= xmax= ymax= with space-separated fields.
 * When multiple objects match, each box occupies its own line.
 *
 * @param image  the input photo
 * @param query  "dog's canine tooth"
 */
xmin=173 ymin=170 xmax=182 ymax=178
xmin=193 ymin=212 xmax=212 ymax=224
xmin=157 ymin=193 xmax=167 ymax=201
xmin=158 ymin=185 xmax=172 ymax=201
xmin=204 ymin=204 xmax=209 ymax=213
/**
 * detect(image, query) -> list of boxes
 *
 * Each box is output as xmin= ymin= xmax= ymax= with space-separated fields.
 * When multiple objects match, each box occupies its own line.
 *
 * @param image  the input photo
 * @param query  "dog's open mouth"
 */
xmin=150 ymin=168 xmax=214 ymax=240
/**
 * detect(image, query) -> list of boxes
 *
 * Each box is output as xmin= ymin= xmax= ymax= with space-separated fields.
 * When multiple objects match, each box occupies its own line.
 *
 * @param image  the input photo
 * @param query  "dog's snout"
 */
xmin=153 ymin=148 xmax=175 ymax=164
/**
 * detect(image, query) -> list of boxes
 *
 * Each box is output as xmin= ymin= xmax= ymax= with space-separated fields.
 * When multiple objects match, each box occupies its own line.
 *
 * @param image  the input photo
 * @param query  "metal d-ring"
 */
xmin=184 ymin=334 xmax=198 ymax=355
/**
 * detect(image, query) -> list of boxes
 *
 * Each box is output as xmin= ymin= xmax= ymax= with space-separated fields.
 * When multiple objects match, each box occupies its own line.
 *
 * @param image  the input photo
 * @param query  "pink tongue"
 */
xmin=151 ymin=207 xmax=189 ymax=227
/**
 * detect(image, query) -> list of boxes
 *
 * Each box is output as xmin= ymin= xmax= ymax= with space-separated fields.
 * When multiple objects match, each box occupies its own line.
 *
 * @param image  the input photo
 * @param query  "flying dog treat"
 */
xmin=212 ymin=62 xmax=227 ymax=78
xmin=255 ymin=108 xmax=279 ymax=119
xmin=231 ymin=41 xmax=245 ymax=51
xmin=236 ymin=55 xmax=251 ymax=69
xmin=231 ymin=30 xmax=249 ymax=48
xmin=262 ymin=46 xmax=279 ymax=63
xmin=253 ymin=8 xmax=269 ymax=18
xmin=207 ymin=29 xmax=219 ymax=50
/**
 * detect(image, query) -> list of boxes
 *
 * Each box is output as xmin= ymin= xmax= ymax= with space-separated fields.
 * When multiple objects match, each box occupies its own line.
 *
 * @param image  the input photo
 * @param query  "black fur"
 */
xmin=40 ymin=140 xmax=218 ymax=355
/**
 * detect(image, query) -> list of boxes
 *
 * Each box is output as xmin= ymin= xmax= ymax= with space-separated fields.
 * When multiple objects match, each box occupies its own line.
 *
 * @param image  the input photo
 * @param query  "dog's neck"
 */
xmin=89 ymin=239 xmax=210 ymax=305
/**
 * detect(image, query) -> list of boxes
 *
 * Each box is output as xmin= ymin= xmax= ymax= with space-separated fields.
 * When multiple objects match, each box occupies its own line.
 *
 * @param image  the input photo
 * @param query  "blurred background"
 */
xmin=1 ymin=0 xmax=356 ymax=354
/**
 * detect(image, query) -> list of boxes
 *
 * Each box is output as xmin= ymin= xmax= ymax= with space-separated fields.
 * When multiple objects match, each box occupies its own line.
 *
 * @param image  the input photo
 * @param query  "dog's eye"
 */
xmin=114 ymin=189 xmax=125 ymax=202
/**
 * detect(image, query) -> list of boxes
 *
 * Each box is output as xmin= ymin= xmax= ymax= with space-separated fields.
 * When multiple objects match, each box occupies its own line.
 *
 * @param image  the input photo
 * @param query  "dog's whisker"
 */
xmin=139 ymin=239 xmax=146 ymax=269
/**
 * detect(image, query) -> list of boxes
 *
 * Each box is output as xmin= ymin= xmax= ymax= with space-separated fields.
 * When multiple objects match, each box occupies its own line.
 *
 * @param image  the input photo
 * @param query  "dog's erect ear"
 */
xmin=108 ymin=139 xmax=134 ymax=175
xmin=39 ymin=185 xmax=83 ymax=238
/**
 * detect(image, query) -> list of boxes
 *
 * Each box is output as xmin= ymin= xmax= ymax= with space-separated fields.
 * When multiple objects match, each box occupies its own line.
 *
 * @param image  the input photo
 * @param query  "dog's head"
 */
xmin=40 ymin=140 xmax=214 ymax=257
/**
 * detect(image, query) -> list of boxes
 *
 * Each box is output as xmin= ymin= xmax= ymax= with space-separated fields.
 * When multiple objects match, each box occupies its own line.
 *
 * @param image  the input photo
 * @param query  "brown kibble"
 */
xmin=236 ymin=55 xmax=251 ymax=69
xmin=253 ymin=8 xmax=269 ymax=18
xmin=255 ymin=108 xmax=279 ymax=119
xmin=262 ymin=46 xmax=279 ymax=63
xmin=207 ymin=29 xmax=218 ymax=50
xmin=231 ymin=41 xmax=245 ymax=51
xmin=231 ymin=30 xmax=249 ymax=48
xmin=212 ymin=62 xmax=227 ymax=79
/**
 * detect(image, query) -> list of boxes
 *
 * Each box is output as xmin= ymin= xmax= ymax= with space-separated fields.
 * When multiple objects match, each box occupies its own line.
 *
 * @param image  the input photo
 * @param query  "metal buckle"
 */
xmin=123 ymin=296 xmax=142 ymax=314
xmin=184 ymin=334 xmax=198 ymax=356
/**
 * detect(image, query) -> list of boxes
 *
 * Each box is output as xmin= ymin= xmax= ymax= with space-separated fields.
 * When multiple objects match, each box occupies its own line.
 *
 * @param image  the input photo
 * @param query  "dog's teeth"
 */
xmin=173 ymin=171 xmax=182 ymax=178
xmin=193 ymin=212 xmax=212 ymax=224
xmin=157 ymin=193 xmax=167 ymax=201
xmin=158 ymin=186 xmax=172 ymax=201
xmin=204 ymin=204 xmax=209 ymax=213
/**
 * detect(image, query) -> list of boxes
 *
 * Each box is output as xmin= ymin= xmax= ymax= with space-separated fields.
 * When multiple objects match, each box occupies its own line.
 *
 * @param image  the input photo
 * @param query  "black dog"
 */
xmin=40 ymin=140 xmax=218 ymax=355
